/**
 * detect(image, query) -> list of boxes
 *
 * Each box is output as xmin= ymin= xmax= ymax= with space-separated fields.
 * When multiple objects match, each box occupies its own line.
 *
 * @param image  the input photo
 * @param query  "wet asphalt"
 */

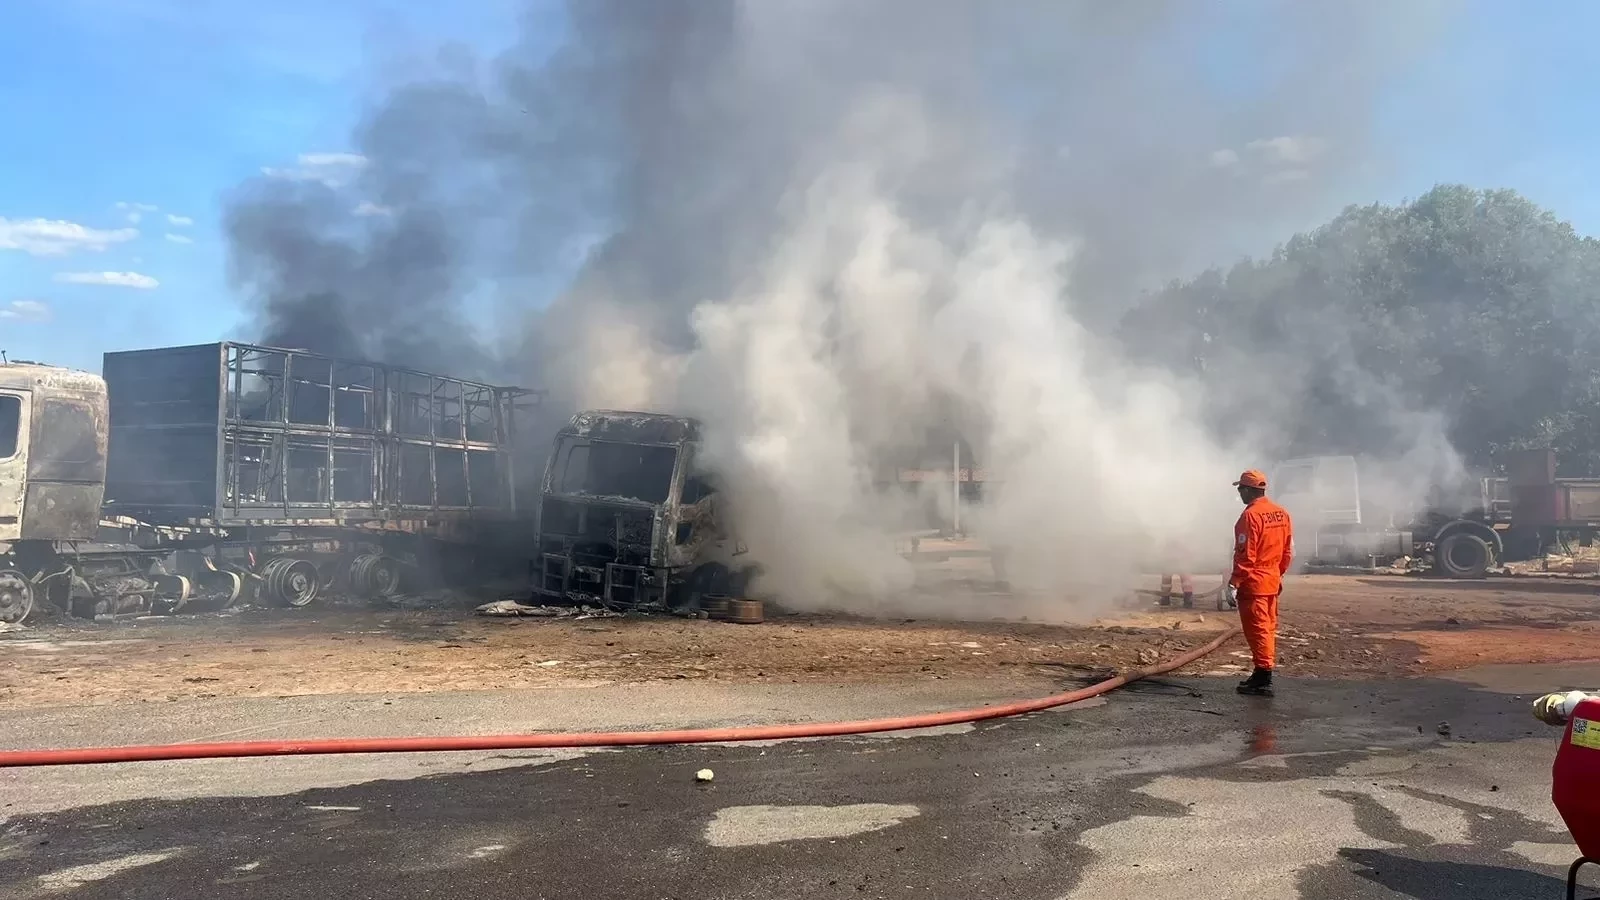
xmin=0 ymin=670 xmax=1590 ymax=900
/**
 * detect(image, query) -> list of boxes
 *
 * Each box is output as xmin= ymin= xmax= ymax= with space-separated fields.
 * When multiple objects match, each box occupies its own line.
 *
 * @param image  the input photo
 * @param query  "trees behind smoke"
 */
xmin=1123 ymin=184 xmax=1600 ymax=477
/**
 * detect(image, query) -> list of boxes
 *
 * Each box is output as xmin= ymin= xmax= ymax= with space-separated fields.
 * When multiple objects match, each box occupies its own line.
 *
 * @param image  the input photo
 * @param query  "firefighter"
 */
xmin=1157 ymin=571 xmax=1195 ymax=608
xmin=1157 ymin=536 xmax=1196 ymax=608
xmin=1229 ymin=469 xmax=1294 ymax=697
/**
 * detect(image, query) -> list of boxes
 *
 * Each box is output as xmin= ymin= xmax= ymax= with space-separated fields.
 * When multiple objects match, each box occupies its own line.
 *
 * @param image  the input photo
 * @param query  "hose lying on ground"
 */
xmin=0 ymin=628 xmax=1240 ymax=768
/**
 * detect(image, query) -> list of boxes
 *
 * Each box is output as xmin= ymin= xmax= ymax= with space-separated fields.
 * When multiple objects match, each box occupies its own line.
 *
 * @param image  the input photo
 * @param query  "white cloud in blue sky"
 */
xmin=0 ymin=217 xmax=138 ymax=257
xmin=0 ymin=300 xmax=52 ymax=323
xmin=54 ymin=272 xmax=160 ymax=289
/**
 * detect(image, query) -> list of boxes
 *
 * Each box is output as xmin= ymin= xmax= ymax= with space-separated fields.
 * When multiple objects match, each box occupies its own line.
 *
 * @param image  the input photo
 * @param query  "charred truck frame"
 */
xmin=534 ymin=410 xmax=750 ymax=611
xmin=0 ymin=342 xmax=540 ymax=623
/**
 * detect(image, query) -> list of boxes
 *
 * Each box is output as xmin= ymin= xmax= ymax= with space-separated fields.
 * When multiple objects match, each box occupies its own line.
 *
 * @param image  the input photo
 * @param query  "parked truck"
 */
xmin=1270 ymin=450 xmax=1600 ymax=579
xmin=0 ymin=341 xmax=541 ymax=623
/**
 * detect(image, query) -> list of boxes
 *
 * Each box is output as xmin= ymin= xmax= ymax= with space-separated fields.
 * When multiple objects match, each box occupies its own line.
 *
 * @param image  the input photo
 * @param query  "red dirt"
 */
xmin=0 ymin=573 xmax=1595 ymax=709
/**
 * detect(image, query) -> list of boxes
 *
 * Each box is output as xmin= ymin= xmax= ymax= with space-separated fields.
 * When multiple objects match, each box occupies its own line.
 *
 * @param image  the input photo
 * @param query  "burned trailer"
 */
xmin=97 ymin=342 xmax=541 ymax=612
xmin=534 ymin=410 xmax=749 ymax=611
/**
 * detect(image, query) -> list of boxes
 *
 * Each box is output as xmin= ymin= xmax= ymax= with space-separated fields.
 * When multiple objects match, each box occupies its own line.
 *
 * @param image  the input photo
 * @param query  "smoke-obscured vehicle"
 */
xmin=1265 ymin=452 xmax=1600 ymax=578
xmin=0 ymin=342 xmax=541 ymax=623
xmin=1270 ymin=454 xmax=1505 ymax=577
xmin=533 ymin=410 xmax=752 ymax=611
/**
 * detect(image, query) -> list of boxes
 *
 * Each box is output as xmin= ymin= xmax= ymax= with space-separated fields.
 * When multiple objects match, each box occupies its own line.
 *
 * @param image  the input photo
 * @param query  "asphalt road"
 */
xmin=0 ymin=668 xmax=1591 ymax=900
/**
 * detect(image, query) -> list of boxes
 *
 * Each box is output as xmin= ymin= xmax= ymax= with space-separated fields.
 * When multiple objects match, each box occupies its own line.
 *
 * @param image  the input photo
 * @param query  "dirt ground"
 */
xmin=2 ymin=572 xmax=1599 ymax=710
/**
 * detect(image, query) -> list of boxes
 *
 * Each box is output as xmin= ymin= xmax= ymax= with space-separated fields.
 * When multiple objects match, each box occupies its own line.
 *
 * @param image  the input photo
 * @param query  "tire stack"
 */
xmin=702 ymin=592 xmax=764 ymax=624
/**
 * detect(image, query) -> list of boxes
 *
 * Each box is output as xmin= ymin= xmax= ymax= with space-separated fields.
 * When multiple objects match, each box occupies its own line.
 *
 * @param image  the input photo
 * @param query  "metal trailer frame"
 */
xmin=102 ymin=341 xmax=542 ymax=530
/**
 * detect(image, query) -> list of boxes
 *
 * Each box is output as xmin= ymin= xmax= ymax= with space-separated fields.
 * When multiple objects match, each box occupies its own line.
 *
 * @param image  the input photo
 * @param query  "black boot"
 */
xmin=1237 ymin=668 xmax=1274 ymax=697
xmin=1157 ymin=593 xmax=1172 ymax=607
xmin=1182 ymin=592 xmax=1194 ymax=609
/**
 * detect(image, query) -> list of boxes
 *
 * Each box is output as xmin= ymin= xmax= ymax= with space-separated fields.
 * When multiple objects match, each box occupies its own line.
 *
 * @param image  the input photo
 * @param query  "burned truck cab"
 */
xmin=534 ymin=410 xmax=735 ymax=610
xmin=0 ymin=361 xmax=108 ymax=546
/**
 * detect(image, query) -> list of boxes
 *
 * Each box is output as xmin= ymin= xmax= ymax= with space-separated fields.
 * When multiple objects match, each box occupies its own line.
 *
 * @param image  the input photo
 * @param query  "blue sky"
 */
xmin=3 ymin=1 xmax=1600 ymax=372
xmin=0 ymin=0 xmax=530 ymax=369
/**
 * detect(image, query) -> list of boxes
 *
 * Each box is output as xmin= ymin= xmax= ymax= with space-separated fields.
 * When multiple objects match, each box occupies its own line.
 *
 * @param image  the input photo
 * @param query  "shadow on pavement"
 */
xmin=1337 ymin=847 xmax=1576 ymax=900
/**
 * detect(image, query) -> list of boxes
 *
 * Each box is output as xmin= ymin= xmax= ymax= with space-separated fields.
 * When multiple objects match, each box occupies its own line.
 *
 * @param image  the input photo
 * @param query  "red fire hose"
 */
xmin=0 ymin=628 xmax=1238 ymax=768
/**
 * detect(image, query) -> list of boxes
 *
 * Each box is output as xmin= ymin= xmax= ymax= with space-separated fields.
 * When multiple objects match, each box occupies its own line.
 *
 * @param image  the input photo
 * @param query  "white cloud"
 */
xmin=166 ymin=213 xmax=194 ymax=227
xmin=0 ymin=299 xmax=51 ymax=322
xmin=0 ymin=218 xmax=139 ymax=257
xmin=262 ymin=152 xmax=369 ymax=187
xmin=298 ymin=152 xmax=367 ymax=168
xmin=353 ymin=201 xmax=393 ymax=217
xmin=115 ymin=201 xmax=158 ymax=224
xmin=1246 ymin=135 xmax=1327 ymax=165
xmin=1208 ymin=148 xmax=1240 ymax=168
xmin=164 ymin=233 xmax=194 ymax=245
xmin=54 ymin=271 xmax=159 ymax=289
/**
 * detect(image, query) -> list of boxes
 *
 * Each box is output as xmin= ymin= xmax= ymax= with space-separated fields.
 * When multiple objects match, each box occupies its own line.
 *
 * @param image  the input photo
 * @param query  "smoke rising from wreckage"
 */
xmin=216 ymin=0 xmax=1497 ymax=613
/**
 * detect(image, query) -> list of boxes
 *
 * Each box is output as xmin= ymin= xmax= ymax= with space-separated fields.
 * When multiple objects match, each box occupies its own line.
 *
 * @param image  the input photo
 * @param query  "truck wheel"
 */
xmin=349 ymin=554 xmax=401 ymax=599
xmin=1435 ymin=533 xmax=1492 ymax=579
xmin=0 ymin=569 xmax=34 ymax=624
xmin=262 ymin=557 xmax=320 ymax=607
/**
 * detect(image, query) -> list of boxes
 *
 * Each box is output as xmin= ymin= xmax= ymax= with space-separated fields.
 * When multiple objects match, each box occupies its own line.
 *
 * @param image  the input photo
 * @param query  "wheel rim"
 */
xmin=266 ymin=558 xmax=319 ymax=607
xmin=349 ymin=554 xmax=400 ymax=598
xmin=369 ymin=559 xmax=400 ymax=596
xmin=0 ymin=570 xmax=33 ymax=625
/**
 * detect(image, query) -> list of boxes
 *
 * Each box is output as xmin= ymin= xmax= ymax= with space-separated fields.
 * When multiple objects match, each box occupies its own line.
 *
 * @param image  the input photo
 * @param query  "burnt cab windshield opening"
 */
xmin=0 ymin=395 xmax=19 ymax=458
xmin=554 ymin=438 xmax=678 ymax=505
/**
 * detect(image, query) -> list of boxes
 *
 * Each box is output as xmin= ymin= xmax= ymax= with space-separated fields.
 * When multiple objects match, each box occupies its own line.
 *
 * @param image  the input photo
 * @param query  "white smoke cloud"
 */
xmin=590 ymin=91 xmax=1243 ymax=614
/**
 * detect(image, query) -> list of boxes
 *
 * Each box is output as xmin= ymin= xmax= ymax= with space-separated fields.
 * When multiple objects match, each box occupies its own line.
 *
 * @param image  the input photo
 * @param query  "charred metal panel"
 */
xmin=103 ymin=343 xmax=221 ymax=519
xmin=20 ymin=481 xmax=104 ymax=540
xmin=559 ymin=410 xmax=702 ymax=446
xmin=102 ymin=341 xmax=540 ymax=536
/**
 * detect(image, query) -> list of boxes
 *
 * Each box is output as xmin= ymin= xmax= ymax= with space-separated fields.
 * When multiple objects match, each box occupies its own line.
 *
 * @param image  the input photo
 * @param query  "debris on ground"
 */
xmin=475 ymin=600 xmax=621 ymax=619
xmin=9 ymin=573 xmax=1600 ymax=709
xmin=696 ymin=769 xmax=715 ymax=783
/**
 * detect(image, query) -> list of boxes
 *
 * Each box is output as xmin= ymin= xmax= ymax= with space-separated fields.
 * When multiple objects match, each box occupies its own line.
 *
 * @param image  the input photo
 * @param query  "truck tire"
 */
xmin=0 ymin=569 xmax=34 ymax=625
xmin=1435 ymin=532 xmax=1492 ymax=579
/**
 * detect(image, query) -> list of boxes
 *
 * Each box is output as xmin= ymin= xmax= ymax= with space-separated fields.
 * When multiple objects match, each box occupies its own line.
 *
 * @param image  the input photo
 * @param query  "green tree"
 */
xmin=1122 ymin=185 xmax=1600 ymax=475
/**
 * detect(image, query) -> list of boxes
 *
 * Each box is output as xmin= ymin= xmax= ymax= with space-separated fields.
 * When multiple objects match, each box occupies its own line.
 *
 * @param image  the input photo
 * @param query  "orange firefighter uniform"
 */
xmin=1230 ymin=469 xmax=1294 ymax=673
